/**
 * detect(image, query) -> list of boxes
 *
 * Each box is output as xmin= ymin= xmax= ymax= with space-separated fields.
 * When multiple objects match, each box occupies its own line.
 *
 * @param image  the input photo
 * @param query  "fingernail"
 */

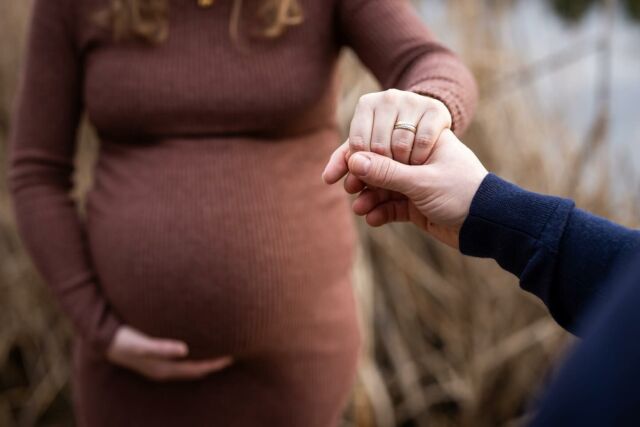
xmin=351 ymin=154 xmax=371 ymax=176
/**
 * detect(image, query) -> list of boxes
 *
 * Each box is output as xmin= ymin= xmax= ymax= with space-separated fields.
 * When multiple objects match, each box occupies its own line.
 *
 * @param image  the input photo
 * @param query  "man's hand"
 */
xmin=323 ymin=89 xmax=452 ymax=191
xmin=325 ymin=130 xmax=488 ymax=249
xmin=107 ymin=326 xmax=233 ymax=382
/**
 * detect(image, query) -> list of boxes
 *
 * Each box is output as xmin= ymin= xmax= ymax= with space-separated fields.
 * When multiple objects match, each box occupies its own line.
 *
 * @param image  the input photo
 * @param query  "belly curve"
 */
xmin=86 ymin=132 xmax=357 ymax=358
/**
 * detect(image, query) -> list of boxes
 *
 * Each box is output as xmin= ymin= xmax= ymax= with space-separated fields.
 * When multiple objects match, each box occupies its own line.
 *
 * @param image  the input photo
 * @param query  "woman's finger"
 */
xmin=129 ymin=334 xmax=188 ymax=359
xmin=322 ymin=140 xmax=350 ymax=184
xmin=349 ymin=96 xmax=375 ymax=154
xmin=145 ymin=356 xmax=235 ymax=382
xmin=391 ymin=105 xmax=425 ymax=164
xmin=410 ymin=105 xmax=452 ymax=165
xmin=168 ymin=357 xmax=235 ymax=379
xmin=112 ymin=326 xmax=188 ymax=360
xmin=370 ymin=102 xmax=397 ymax=158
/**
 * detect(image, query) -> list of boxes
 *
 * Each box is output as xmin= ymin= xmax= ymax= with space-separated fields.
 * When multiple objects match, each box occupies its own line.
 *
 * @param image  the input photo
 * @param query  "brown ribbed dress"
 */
xmin=8 ymin=0 xmax=477 ymax=425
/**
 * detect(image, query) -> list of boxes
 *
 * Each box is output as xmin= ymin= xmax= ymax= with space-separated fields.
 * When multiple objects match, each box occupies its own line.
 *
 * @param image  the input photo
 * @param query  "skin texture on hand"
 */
xmin=107 ymin=326 xmax=234 ymax=382
xmin=349 ymin=89 xmax=451 ymax=164
xmin=324 ymin=130 xmax=488 ymax=249
xmin=337 ymin=89 xmax=453 ymax=195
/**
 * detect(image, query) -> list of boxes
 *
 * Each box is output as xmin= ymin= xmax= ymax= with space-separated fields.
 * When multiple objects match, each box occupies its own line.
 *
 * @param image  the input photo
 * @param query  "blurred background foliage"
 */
xmin=1 ymin=0 xmax=639 ymax=426
xmin=552 ymin=0 xmax=640 ymax=22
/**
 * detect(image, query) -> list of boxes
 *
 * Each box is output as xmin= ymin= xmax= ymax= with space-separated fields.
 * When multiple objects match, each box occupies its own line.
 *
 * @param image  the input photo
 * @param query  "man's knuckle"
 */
xmin=389 ymin=202 xmax=399 ymax=222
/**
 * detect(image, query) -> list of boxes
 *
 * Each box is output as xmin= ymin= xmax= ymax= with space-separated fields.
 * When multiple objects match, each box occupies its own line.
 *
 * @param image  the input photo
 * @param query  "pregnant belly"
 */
xmin=86 ymin=133 xmax=356 ymax=358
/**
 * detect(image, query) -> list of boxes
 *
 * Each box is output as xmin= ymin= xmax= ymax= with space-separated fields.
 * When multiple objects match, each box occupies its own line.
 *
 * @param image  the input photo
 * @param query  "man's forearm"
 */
xmin=460 ymin=174 xmax=640 ymax=334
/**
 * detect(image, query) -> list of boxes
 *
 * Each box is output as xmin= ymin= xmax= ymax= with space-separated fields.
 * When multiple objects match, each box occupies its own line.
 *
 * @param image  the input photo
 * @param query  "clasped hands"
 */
xmin=107 ymin=89 xmax=487 ymax=382
xmin=323 ymin=89 xmax=488 ymax=249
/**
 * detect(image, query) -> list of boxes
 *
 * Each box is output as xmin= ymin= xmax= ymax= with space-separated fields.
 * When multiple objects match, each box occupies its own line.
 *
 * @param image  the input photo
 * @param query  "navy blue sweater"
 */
xmin=460 ymin=174 xmax=640 ymax=426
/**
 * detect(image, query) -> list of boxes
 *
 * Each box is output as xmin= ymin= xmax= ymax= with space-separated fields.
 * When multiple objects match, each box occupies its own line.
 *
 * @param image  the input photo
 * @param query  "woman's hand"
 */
xmin=328 ymin=130 xmax=488 ymax=249
xmin=349 ymin=89 xmax=451 ymax=164
xmin=107 ymin=326 xmax=233 ymax=381
xmin=324 ymin=89 xmax=452 ymax=189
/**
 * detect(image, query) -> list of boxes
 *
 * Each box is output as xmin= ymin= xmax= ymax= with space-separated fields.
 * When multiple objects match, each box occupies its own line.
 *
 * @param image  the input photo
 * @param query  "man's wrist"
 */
xmin=459 ymin=174 xmax=574 ymax=275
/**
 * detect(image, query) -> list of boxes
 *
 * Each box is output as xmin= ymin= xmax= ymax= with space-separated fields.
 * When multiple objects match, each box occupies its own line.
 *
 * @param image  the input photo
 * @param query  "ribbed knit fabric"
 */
xmin=8 ymin=0 xmax=477 ymax=425
xmin=460 ymin=174 xmax=640 ymax=333
xmin=457 ymin=174 xmax=640 ymax=425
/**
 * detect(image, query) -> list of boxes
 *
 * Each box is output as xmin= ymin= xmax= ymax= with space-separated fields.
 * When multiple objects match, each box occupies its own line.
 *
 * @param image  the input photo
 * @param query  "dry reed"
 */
xmin=1 ymin=0 xmax=637 ymax=426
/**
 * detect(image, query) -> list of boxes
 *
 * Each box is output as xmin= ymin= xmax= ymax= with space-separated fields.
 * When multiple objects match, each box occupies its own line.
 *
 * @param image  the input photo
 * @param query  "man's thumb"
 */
xmin=348 ymin=152 xmax=415 ymax=194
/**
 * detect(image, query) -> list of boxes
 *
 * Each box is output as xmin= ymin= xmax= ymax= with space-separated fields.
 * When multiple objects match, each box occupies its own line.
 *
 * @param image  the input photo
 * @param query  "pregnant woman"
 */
xmin=9 ymin=0 xmax=476 ymax=425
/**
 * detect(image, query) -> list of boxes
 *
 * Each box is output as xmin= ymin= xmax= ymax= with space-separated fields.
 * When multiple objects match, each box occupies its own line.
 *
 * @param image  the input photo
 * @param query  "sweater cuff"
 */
xmin=459 ymin=174 xmax=575 ymax=277
xmin=59 ymin=274 xmax=123 ymax=355
xmin=91 ymin=313 xmax=122 ymax=355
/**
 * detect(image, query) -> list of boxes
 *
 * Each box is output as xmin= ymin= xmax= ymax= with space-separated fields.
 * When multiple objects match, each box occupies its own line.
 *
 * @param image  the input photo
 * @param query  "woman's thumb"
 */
xmin=348 ymin=152 xmax=415 ymax=195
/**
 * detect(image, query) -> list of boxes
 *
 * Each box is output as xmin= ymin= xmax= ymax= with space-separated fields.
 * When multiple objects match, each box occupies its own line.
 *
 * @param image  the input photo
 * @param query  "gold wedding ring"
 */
xmin=394 ymin=121 xmax=417 ymax=134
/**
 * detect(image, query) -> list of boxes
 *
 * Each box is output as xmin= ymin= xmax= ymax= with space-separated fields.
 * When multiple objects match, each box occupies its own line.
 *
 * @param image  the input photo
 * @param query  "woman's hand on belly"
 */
xmin=107 ymin=326 xmax=234 ymax=381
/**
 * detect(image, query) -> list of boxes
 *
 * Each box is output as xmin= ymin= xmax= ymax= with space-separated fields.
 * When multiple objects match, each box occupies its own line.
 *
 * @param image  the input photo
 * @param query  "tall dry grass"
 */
xmin=341 ymin=1 xmax=639 ymax=426
xmin=0 ymin=2 xmax=72 ymax=426
xmin=1 ymin=0 xmax=638 ymax=426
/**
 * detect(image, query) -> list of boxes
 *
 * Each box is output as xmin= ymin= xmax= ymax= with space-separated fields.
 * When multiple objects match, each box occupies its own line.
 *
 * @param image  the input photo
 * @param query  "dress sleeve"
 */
xmin=336 ymin=0 xmax=478 ymax=134
xmin=8 ymin=0 xmax=121 ymax=353
xmin=459 ymin=174 xmax=640 ymax=335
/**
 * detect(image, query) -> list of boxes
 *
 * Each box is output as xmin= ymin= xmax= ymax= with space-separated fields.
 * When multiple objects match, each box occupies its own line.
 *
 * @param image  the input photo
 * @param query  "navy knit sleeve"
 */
xmin=459 ymin=174 xmax=640 ymax=334
xmin=529 ymin=254 xmax=640 ymax=426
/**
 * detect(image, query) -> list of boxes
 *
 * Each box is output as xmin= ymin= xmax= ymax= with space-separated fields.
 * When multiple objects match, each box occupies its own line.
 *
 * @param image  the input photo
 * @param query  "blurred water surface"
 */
xmin=418 ymin=0 xmax=640 ymax=182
